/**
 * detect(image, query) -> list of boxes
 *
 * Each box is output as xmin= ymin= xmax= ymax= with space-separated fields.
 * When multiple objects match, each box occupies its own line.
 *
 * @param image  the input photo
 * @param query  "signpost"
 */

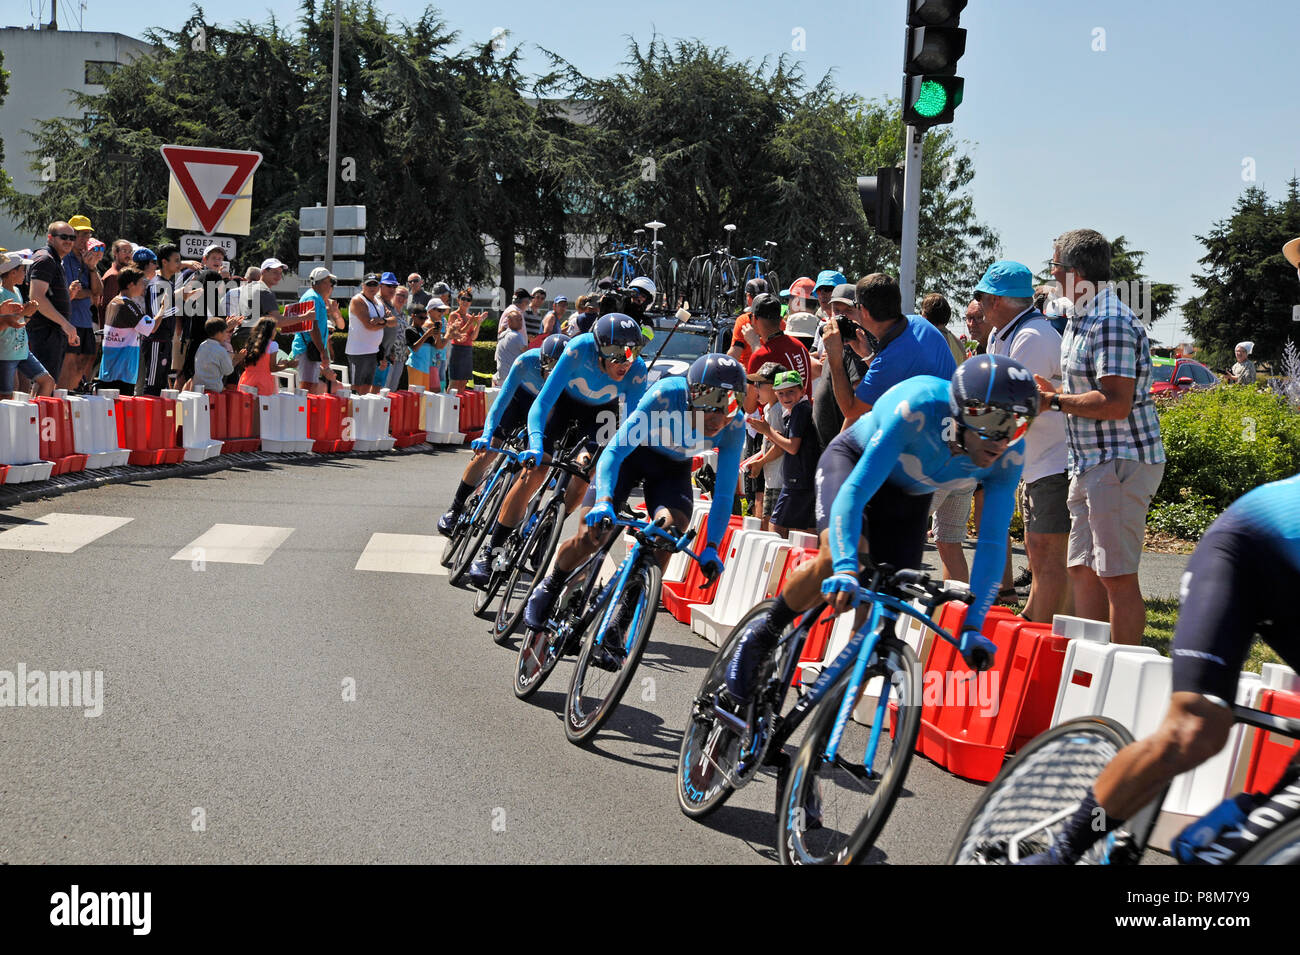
xmin=179 ymin=234 xmax=236 ymax=261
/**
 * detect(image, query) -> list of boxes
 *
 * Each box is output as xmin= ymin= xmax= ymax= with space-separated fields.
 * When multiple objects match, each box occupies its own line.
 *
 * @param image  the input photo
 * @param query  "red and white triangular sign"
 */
xmin=159 ymin=145 xmax=263 ymax=235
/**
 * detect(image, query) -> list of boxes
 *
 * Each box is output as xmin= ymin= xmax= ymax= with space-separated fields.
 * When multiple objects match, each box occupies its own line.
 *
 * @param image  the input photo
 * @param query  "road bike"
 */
xmin=446 ymin=444 xmax=524 ymax=587
xmin=677 ymin=564 xmax=975 ymax=865
xmin=947 ymin=701 xmax=1300 ymax=865
xmin=684 ymin=224 xmax=740 ymax=318
xmin=735 ymin=240 xmax=779 ymax=299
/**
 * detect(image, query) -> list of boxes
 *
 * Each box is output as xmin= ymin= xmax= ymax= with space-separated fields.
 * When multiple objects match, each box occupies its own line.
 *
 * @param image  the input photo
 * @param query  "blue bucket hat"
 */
xmin=814 ymin=269 xmax=847 ymax=292
xmin=974 ymin=260 xmax=1035 ymax=299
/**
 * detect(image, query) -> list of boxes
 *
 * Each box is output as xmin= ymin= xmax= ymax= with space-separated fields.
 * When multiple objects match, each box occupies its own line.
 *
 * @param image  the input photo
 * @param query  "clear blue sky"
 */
xmin=44 ymin=0 xmax=1300 ymax=343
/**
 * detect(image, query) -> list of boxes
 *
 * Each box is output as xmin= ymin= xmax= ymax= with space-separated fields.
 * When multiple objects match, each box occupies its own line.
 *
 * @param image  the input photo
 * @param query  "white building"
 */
xmin=0 ymin=24 xmax=156 ymax=250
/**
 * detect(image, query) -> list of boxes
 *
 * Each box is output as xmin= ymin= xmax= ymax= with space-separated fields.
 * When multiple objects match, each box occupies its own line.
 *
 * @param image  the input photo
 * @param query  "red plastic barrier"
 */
xmin=208 ymin=390 xmax=228 ymax=440
xmin=207 ymin=389 xmax=260 ymax=453
xmin=34 ymin=396 xmax=87 ymax=475
xmin=386 ymin=390 xmax=428 ymax=447
xmin=1242 ymin=689 xmax=1300 ymax=792
xmin=114 ymin=395 xmax=185 ymax=466
xmin=457 ymin=390 xmax=485 ymax=439
xmin=0 ymin=464 xmax=7 ymax=485
xmin=307 ymin=393 xmax=354 ymax=453
xmin=661 ymin=515 xmax=743 ymax=623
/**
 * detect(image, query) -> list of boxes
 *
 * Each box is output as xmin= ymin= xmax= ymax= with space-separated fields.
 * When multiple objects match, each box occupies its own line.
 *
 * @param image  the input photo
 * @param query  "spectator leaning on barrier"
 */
xmin=920 ymin=292 xmax=967 ymax=369
xmin=0 ymin=252 xmax=55 ymax=400
xmin=192 ymin=316 xmax=241 ymax=394
xmin=294 ymin=267 xmax=339 ymax=394
xmin=347 ymin=273 xmax=388 ymax=395
xmin=25 ymin=221 xmax=80 ymax=383
xmin=238 ymin=317 xmax=287 ymax=396
xmin=96 ymin=266 xmax=159 ymax=395
xmin=1036 ymin=228 xmax=1166 ymax=647
xmin=980 ymin=260 xmax=1072 ymax=622
xmin=1224 ymin=341 xmax=1256 ymax=385
xmin=60 ymin=215 xmax=102 ymax=391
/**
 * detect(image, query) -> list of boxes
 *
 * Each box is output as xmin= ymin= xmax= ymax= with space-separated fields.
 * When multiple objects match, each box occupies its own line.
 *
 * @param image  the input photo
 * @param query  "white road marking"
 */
xmin=354 ymin=533 xmax=448 ymax=576
xmin=0 ymin=513 xmax=133 ymax=553
xmin=172 ymin=523 xmax=295 ymax=565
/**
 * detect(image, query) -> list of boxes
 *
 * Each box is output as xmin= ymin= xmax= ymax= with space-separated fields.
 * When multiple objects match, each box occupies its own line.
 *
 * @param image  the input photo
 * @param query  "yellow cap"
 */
xmin=68 ymin=214 xmax=93 ymax=231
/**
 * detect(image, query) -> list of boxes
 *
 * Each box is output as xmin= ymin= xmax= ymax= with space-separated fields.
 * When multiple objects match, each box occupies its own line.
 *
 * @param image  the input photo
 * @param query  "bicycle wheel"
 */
xmin=494 ymin=498 xmax=565 ymax=643
xmin=699 ymin=260 xmax=716 ymax=317
xmin=765 ymin=270 xmax=780 ymax=298
xmin=1236 ymin=816 xmax=1300 ymax=864
xmin=514 ymin=555 xmax=603 ymax=700
xmin=666 ymin=258 xmax=682 ymax=311
xmin=946 ymin=715 xmax=1161 ymax=865
xmin=448 ymin=472 xmax=510 ymax=588
xmin=439 ymin=490 xmax=478 ymax=570
xmin=777 ymin=637 xmax=921 ymax=865
xmin=677 ymin=601 xmax=774 ymax=819
xmin=564 ymin=562 xmax=662 ymax=744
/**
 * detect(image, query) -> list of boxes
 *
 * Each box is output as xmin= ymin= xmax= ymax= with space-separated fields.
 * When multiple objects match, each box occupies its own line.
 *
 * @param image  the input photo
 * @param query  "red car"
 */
xmin=1149 ymin=358 xmax=1218 ymax=396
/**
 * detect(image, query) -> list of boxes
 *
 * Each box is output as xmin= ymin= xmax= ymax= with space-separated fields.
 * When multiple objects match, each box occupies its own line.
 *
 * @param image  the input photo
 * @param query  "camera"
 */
xmin=836 ymin=315 xmax=863 ymax=341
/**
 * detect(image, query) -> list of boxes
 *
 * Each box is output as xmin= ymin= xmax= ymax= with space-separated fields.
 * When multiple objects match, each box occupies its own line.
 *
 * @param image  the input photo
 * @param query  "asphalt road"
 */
xmin=0 ymin=449 xmax=1183 ymax=864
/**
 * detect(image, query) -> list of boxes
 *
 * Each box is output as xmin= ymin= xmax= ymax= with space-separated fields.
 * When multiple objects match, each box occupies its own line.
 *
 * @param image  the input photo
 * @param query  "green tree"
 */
xmin=1183 ymin=179 xmax=1300 ymax=370
xmin=0 ymin=50 xmax=10 ymax=201
xmin=1106 ymin=235 xmax=1178 ymax=327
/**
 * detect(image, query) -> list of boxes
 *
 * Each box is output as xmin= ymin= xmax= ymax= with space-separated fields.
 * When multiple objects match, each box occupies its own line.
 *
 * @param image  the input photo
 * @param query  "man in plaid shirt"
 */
xmin=1034 ymin=229 xmax=1165 ymax=646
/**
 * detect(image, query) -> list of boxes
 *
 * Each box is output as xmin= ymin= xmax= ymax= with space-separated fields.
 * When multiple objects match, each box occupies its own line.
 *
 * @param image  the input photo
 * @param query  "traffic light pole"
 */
xmin=324 ymin=0 xmax=341 ymax=272
xmin=898 ymin=124 xmax=924 ymax=311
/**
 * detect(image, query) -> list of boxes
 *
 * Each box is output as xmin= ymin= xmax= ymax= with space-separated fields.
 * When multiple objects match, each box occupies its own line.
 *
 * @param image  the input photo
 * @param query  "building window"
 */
xmin=84 ymin=61 xmax=118 ymax=85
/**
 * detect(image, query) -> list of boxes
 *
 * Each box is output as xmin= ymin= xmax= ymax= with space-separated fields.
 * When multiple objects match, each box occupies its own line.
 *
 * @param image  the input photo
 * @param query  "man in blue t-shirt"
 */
xmin=292 ymin=267 xmax=339 ymax=394
xmin=835 ymin=273 xmax=957 ymax=428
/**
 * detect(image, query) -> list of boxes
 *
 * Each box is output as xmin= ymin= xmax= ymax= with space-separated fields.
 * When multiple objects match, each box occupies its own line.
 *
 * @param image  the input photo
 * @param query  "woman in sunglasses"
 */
xmin=722 ymin=354 xmax=1039 ymax=713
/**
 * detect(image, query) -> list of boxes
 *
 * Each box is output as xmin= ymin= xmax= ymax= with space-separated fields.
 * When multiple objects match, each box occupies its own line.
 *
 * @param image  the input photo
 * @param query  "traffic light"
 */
xmin=858 ymin=167 xmax=904 ymax=242
xmin=903 ymin=0 xmax=967 ymax=128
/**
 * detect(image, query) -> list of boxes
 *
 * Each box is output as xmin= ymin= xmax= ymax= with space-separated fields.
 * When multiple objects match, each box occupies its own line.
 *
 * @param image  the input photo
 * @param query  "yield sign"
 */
xmin=159 ymin=145 xmax=263 ymax=235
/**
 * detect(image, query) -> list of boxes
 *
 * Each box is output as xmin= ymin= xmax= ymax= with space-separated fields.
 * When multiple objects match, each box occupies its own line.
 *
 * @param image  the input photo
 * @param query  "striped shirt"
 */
xmin=1059 ymin=285 xmax=1165 ymax=475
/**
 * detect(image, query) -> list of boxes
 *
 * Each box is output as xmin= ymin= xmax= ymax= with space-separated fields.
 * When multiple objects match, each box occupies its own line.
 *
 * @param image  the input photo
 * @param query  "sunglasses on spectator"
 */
xmin=364 ymin=280 xmax=380 ymax=287
xmin=52 ymin=233 xmax=77 ymax=241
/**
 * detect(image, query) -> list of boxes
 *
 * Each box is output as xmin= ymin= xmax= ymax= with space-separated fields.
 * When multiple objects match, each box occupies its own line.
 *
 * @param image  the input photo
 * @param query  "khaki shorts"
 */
xmin=928 ymin=485 xmax=975 ymax=543
xmin=1021 ymin=472 xmax=1071 ymax=535
xmin=1067 ymin=459 xmax=1165 ymax=577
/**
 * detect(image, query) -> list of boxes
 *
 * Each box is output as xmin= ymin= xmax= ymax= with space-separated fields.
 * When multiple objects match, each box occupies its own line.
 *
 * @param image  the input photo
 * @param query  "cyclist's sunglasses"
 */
xmin=598 ymin=343 xmax=641 ymax=365
xmin=959 ymin=401 xmax=1032 ymax=442
xmin=688 ymin=384 xmax=739 ymax=414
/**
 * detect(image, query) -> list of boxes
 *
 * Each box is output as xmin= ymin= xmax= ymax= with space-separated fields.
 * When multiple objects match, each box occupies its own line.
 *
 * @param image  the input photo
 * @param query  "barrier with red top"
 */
xmin=206 ymin=389 xmax=261 ymax=453
xmin=34 ymin=396 xmax=87 ymax=475
xmin=308 ymin=392 xmax=354 ymax=453
xmin=661 ymin=515 xmax=744 ymax=623
xmin=114 ymin=394 xmax=186 ymax=466
xmin=386 ymin=390 xmax=428 ymax=448
xmin=278 ymin=300 xmax=315 ymax=334
xmin=1240 ymin=687 xmax=1300 ymax=792
xmin=457 ymin=389 xmax=485 ymax=440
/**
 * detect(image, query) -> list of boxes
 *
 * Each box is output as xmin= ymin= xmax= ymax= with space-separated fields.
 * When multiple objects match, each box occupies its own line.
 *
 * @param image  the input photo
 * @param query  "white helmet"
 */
xmin=629 ymin=276 xmax=656 ymax=298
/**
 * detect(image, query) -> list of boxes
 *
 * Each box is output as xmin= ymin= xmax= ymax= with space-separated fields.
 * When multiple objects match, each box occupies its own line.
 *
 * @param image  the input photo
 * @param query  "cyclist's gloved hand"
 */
xmin=821 ymin=572 xmax=862 ymax=613
xmin=959 ymin=629 xmax=997 ymax=672
xmin=698 ymin=545 xmax=724 ymax=584
xmin=470 ymin=436 xmax=490 ymax=452
xmin=520 ymin=448 xmax=544 ymax=470
xmin=585 ymin=501 xmax=616 ymax=529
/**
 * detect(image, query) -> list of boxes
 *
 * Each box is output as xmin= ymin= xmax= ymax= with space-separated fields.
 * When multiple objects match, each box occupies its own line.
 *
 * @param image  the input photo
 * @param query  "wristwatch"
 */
xmin=1049 ymin=394 xmax=1063 ymax=413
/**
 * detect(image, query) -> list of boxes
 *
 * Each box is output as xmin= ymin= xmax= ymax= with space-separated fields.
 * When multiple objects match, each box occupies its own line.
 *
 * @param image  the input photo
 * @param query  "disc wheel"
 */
xmin=777 ymin=637 xmax=920 ymax=866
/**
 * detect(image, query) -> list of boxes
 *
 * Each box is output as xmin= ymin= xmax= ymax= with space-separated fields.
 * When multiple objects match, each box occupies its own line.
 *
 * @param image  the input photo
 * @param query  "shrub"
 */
xmin=1147 ymin=489 xmax=1219 ymax=540
xmin=1155 ymin=385 xmax=1300 ymax=513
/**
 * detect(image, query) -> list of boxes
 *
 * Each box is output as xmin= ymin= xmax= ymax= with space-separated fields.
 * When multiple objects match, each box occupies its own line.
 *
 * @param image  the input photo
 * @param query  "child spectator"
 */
xmin=743 ymin=362 xmax=787 ymax=531
xmin=748 ymin=369 xmax=820 ymax=536
xmin=0 ymin=252 xmax=55 ymax=399
xmin=237 ymin=317 xmax=289 ymax=395
xmin=96 ymin=266 xmax=159 ymax=395
xmin=193 ymin=316 xmax=241 ymax=394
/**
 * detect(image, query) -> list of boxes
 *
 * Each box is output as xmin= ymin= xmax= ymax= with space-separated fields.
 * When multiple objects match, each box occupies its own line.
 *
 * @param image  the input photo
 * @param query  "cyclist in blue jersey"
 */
xmin=467 ymin=314 xmax=648 ymax=587
xmin=723 ymin=354 xmax=1040 ymax=705
xmin=1020 ymin=472 xmax=1300 ymax=865
xmin=523 ymin=354 xmax=746 ymax=640
xmin=437 ymin=333 xmax=568 ymax=535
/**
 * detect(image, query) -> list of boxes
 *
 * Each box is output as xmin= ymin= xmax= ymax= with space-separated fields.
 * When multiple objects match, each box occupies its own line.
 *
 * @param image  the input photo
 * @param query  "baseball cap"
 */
xmin=974 ymin=260 xmax=1035 ymax=299
xmin=87 ymin=238 xmax=105 ymax=253
xmin=784 ymin=310 xmax=820 ymax=339
xmin=531 ymin=286 xmax=546 ymax=296
xmin=774 ymin=370 xmax=804 ymax=390
xmin=308 ymin=266 xmax=337 ymax=284
xmin=427 ymin=299 xmax=451 ymax=311
xmin=751 ymin=292 xmax=782 ymax=321
xmin=363 ymin=272 xmax=381 ymax=286
xmin=431 ymin=281 xmax=451 ymax=295
xmin=744 ymin=277 xmax=769 ymax=297
xmin=746 ymin=361 xmax=785 ymax=385
xmin=0 ymin=252 xmax=26 ymax=275
xmin=203 ymin=243 xmax=226 ymax=258
xmin=830 ymin=283 xmax=857 ymax=307
xmin=260 ymin=258 xmax=285 ymax=271
xmin=380 ymin=271 xmax=399 ymax=286
xmin=815 ymin=270 xmax=847 ymax=292
xmin=553 ymin=295 xmax=568 ymax=304
xmin=781 ymin=276 xmax=816 ymax=300
xmin=68 ymin=215 xmax=93 ymax=232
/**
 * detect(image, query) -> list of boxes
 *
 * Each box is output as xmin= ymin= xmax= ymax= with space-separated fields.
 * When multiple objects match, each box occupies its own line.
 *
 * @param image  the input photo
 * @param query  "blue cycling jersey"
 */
xmin=1213 ymin=473 xmax=1300 ymax=568
xmin=483 ymin=348 xmax=546 ymax=438
xmin=526 ymin=332 xmax=648 ymax=451
xmin=829 ymin=375 xmax=1025 ymax=634
xmin=594 ymin=375 xmax=746 ymax=549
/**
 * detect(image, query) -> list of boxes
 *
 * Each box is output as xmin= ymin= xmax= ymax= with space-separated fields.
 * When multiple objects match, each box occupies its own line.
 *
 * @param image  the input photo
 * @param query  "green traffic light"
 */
xmin=913 ymin=79 xmax=949 ymax=118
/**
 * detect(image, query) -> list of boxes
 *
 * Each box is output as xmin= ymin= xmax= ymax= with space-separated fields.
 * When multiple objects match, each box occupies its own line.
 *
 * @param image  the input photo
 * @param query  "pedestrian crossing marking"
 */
xmin=0 ymin=513 xmax=133 ymax=553
xmin=171 ymin=523 xmax=294 ymax=566
xmin=354 ymin=533 xmax=448 ymax=576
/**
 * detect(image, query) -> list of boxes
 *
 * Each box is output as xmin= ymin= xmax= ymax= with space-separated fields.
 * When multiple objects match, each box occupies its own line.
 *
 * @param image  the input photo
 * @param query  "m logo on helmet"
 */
xmin=1007 ymin=366 xmax=1033 ymax=381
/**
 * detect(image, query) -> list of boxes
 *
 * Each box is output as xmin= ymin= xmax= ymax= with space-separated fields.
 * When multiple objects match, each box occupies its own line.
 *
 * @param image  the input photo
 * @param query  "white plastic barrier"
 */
xmin=1052 ymin=614 xmax=1112 ymax=644
xmin=799 ymin=612 xmax=856 ymax=686
xmin=349 ymin=393 xmax=396 ymax=452
xmin=0 ymin=398 xmax=54 ymax=483
xmin=663 ymin=503 xmax=710 ymax=584
xmin=1050 ymin=641 xmax=1161 ymax=726
xmin=694 ymin=449 xmax=719 ymax=499
xmin=1098 ymin=651 xmax=1173 ymax=740
xmin=484 ymin=386 xmax=501 ymax=425
xmin=788 ymin=530 xmax=819 ymax=550
xmin=176 ymin=391 xmax=223 ymax=461
xmin=423 ymin=391 xmax=462 ymax=444
xmin=691 ymin=532 xmax=784 ymax=645
xmin=258 ymin=391 xmax=314 ymax=453
xmin=63 ymin=391 xmax=129 ymax=468
xmin=272 ymin=368 xmax=298 ymax=392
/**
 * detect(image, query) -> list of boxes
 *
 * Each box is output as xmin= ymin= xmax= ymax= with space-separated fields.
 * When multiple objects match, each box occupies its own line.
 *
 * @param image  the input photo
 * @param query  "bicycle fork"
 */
xmin=824 ymin=602 xmax=896 ymax=776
